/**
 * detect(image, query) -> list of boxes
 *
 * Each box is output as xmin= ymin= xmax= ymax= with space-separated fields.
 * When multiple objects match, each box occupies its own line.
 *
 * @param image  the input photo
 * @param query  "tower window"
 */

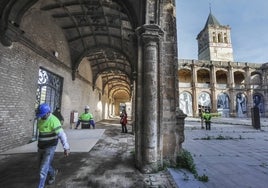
xmin=224 ymin=33 xmax=228 ymax=43
xmin=212 ymin=32 xmax=217 ymax=42
xmin=218 ymin=33 xmax=223 ymax=43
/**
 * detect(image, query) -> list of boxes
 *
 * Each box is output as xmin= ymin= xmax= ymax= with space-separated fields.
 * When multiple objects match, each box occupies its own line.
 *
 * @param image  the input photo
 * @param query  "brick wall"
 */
xmin=0 ymin=43 xmax=38 ymax=152
xmin=0 ymin=0 xmax=109 ymax=153
xmin=0 ymin=42 xmax=107 ymax=152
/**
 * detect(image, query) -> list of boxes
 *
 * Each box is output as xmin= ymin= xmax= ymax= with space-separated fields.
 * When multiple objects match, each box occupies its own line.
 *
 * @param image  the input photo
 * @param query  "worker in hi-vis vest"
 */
xmin=36 ymin=103 xmax=70 ymax=188
xmin=75 ymin=105 xmax=95 ymax=129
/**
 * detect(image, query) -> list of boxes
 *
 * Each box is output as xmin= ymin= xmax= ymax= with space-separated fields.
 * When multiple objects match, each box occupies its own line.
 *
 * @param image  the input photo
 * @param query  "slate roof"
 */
xmin=204 ymin=13 xmax=221 ymax=28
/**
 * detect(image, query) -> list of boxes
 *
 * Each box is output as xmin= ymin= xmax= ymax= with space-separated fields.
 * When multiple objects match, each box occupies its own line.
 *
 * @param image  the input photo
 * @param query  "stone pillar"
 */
xmin=176 ymin=107 xmax=187 ymax=148
xmin=228 ymin=63 xmax=235 ymax=116
xmin=135 ymin=31 xmax=143 ymax=170
xmin=158 ymin=0 xmax=182 ymax=169
xmin=131 ymin=74 xmax=136 ymax=134
xmin=210 ymin=64 xmax=217 ymax=112
xmin=191 ymin=61 xmax=198 ymax=117
xmin=245 ymin=65 xmax=252 ymax=116
xmin=228 ymin=62 xmax=235 ymax=88
xmin=244 ymin=65 xmax=251 ymax=88
xmin=262 ymin=68 xmax=268 ymax=88
xmin=262 ymin=68 xmax=268 ymax=117
xmin=136 ymin=24 xmax=163 ymax=173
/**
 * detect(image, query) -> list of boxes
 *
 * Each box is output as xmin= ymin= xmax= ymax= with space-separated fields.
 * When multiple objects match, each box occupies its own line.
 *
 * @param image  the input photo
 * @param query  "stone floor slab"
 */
xmin=170 ymin=118 xmax=268 ymax=188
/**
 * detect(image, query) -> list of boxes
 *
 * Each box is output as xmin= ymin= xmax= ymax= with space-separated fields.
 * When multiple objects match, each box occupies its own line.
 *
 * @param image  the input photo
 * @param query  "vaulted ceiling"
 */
xmin=0 ymin=0 xmax=143 ymax=100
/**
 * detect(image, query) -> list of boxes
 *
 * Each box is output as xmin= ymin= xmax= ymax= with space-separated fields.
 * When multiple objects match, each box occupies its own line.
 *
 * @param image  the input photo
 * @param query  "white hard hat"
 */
xmin=85 ymin=105 xmax=90 ymax=110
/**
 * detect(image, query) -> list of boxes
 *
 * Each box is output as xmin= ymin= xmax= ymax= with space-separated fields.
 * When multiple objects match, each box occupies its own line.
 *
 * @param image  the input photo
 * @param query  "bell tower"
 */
xmin=197 ymin=12 xmax=234 ymax=61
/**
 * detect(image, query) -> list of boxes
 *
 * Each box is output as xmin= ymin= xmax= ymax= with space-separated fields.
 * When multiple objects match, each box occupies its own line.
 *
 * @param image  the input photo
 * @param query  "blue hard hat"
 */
xmin=36 ymin=103 xmax=51 ymax=118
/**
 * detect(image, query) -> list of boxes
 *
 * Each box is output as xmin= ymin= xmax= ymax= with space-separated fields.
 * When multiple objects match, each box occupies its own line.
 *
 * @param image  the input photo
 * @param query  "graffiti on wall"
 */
xmin=198 ymin=92 xmax=211 ymax=108
xmin=179 ymin=92 xmax=193 ymax=116
xmin=236 ymin=93 xmax=247 ymax=117
xmin=217 ymin=93 xmax=230 ymax=117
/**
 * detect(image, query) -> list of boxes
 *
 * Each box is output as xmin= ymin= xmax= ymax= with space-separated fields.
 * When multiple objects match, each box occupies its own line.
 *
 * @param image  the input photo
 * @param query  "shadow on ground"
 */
xmin=0 ymin=120 xmax=176 ymax=188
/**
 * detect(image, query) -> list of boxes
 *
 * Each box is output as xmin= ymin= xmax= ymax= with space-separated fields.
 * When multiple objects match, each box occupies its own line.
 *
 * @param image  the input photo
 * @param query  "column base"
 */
xmin=139 ymin=162 xmax=159 ymax=174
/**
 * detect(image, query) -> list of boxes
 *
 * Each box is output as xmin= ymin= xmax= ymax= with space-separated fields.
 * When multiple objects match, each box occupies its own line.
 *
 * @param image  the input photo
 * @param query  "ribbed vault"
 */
xmin=0 ymin=0 xmax=142 ymax=101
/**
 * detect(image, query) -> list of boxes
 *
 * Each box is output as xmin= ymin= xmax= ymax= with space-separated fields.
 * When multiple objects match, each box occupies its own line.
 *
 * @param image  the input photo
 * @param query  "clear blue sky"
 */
xmin=176 ymin=0 xmax=268 ymax=63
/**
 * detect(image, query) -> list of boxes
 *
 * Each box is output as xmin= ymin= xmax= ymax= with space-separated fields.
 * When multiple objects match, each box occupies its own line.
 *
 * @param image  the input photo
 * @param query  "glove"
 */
xmin=64 ymin=149 xmax=70 ymax=157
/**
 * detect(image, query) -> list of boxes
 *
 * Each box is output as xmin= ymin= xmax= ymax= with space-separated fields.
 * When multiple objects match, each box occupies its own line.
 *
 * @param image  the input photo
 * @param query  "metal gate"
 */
xmin=31 ymin=68 xmax=63 ymax=141
xmin=35 ymin=68 xmax=63 ymax=111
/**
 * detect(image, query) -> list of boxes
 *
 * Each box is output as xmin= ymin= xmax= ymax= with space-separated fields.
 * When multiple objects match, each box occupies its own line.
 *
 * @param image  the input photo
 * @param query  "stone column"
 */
xmin=210 ymin=64 xmax=217 ymax=112
xmin=136 ymin=24 xmax=163 ymax=173
xmin=244 ymin=65 xmax=251 ymax=88
xmin=135 ymin=31 xmax=143 ymax=170
xmin=131 ymin=74 xmax=136 ymax=134
xmin=245 ymin=65 xmax=252 ymax=116
xmin=262 ymin=68 xmax=268 ymax=117
xmin=228 ymin=63 xmax=235 ymax=116
xmin=262 ymin=68 xmax=268 ymax=88
xmin=191 ymin=61 xmax=198 ymax=117
xmin=228 ymin=62 xmax=235 ymax=88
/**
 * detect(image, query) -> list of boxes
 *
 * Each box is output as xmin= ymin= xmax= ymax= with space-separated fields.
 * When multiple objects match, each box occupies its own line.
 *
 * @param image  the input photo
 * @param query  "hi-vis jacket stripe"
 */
xmin=37 ymin=114 xmax=63 ymax=149
xmin=39 ymin=126 xmax=61 ymax=139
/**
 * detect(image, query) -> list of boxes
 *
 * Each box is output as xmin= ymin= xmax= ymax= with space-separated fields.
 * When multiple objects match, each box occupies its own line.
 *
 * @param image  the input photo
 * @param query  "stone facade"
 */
xmin=178 ymin=59 xmax=266 ymax=118
xmin=179 ymin=13 xmax=267 ymax=119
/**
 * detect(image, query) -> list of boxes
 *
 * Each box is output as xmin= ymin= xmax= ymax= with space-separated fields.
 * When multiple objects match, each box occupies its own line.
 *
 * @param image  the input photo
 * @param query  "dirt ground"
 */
xmin=0 ymin=120 xmax=177 ymax=188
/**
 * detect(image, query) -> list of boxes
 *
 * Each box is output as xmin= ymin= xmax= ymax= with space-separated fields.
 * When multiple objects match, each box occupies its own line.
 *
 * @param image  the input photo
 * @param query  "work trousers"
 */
xmin=38 ymin=146 xmax=57 ymax=188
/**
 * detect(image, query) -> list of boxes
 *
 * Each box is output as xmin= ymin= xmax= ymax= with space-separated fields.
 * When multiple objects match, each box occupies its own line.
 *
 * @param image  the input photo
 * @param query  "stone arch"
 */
xmin=234 ymin=70 xmax=245 ymax=84
xmin=234 ymin=71 xmax=245 ymax=88
xmin=216 ymin=70 xmax=227 ymax=84
xmin=74 ymin=46 xmax=134 ymax=82
xmin=197 ymin=68 xmax=210 ymax=84
xmin=251 ymin=72 xmax=262 ymax=89
xmin=178 ymin=68 xmax=192 ymax=83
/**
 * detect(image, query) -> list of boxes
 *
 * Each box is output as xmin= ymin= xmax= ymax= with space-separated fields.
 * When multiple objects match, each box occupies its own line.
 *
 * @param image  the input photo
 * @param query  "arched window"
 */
xmin=224 ymin=33 xmax=228 ymax=43
xmin=212 ymin=32 xmax=217 ymax=42
xmin=218 ymin=33 xmax=223 ymax=43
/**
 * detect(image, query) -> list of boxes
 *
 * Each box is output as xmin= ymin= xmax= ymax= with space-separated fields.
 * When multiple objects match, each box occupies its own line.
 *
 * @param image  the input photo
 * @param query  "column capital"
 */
xmin=136 ymin=24 xmax=164 ymax=43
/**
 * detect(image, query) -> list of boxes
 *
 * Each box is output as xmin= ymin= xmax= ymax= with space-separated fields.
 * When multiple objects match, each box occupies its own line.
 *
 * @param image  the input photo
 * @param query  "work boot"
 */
xmin=47 ymin=169 xmax=58 ymax=185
